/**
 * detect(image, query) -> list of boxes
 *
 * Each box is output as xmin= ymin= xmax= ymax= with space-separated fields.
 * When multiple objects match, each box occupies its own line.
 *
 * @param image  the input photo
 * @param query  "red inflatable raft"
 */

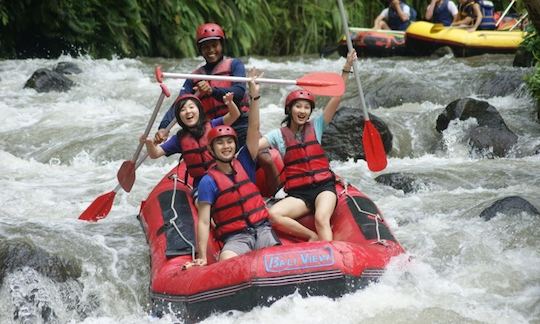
xmin=138 ymin=151 xmax=405 ymax=322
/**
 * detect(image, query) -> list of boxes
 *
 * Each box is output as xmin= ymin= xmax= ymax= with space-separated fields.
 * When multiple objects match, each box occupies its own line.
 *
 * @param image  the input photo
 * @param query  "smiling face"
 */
xmin=177 ymin=99 xmax=200 ymax=128
xmin=289 ymin=99 xmax=313 ymax=127
xmin=199 ymin=39 xmax=223 ymax=64
xmin=210 ymin=136 xmax=236 ymax=163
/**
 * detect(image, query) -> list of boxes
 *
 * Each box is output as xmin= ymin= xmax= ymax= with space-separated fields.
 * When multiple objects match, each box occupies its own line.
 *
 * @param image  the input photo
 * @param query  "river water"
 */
xmin=0 ymin=53 xmax=539 ymax=324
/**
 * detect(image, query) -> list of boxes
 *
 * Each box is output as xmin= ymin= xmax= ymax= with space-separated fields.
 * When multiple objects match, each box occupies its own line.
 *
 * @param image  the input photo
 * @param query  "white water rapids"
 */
xmin=0 ymin=54 xmax=539 ymax=324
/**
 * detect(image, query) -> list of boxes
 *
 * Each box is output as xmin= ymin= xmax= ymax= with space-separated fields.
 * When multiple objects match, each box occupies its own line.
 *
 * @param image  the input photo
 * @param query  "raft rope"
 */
xmin=169 ymin=171 xmax=196 ymax=261
xmin=340 ymin=179 xmax=387 ymax=246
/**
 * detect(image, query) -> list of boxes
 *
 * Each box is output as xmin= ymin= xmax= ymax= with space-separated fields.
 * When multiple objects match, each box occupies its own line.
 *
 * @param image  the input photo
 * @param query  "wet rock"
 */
xmin=436 ymin=98 xmax=518 ymax=157
xmin=513 ymin=47 xmax=535 ymax=67
xmin=53 ymin=62 xmax=82 ymax=75
xmin=374 ymin=172 xmax=428 ymax=193
xmin=479 ymin=196 xmax=540 ymax=221
xmin=0 ymin=239 xmax=91 ymax=323
xmin=24 ymin=68 xmax=74 ymax=92
xmin=322 ymin=106 xmax=392 ymax=162
xmin=365 ymin=79 xmax=428 ymax=108
xmin=477 ymin=70 xmax=528 ymax=98
xmin=432 ymin=46 xmax=453 ymax=57
xmin=0 ymin=239 xmax=82 ymax=285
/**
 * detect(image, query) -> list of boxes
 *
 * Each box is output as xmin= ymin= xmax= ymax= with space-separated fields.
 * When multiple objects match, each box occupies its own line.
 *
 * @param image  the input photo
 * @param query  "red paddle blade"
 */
xmin=297 ymin=72 xmax=345 ymax=97
xmin=117 ymin=161 xmax=136 ymax=192
xmin=79 ymin=191 xmax=117 ymax=221
xmin=363 ymin=121 xmax=387 ymax=172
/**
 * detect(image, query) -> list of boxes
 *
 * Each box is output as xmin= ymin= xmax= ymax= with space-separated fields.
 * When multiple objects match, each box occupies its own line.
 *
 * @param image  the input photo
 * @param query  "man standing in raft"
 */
xmin=258 ymin=51 xmax=357 ymax=242
xmin=155 ymin=22 xmax=281 ymax=196
xmin=185 ymin=71 xmax=279 ymax=268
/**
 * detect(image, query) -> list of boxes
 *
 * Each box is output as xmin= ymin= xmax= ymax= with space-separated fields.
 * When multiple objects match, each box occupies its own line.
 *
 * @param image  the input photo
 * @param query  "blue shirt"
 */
xmin=158 ymin=58 xmax=247 ymax=129
xmin=197 ymin=147 xmax=256 ymax=205
xmin=263 ymin=115 xmax=326 ymax=156
xmin=160 ymin=117 xmax=224 ymax=156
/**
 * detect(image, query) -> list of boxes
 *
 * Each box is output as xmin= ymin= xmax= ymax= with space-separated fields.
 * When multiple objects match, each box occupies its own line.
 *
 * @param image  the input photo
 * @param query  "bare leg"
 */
xmin=313 ymin=191 xmax=337 ymax=241
xmin=375 ymin=20 xmax=391 ymax=30
xmin=269 ymin=197 xmax=317 ymax=241
xmin=219 ymin=250 xmax=239 ymax=261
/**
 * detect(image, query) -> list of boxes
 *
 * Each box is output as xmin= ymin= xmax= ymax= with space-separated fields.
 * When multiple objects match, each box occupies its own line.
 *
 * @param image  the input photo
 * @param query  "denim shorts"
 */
xmin=221 ymin=222 xmax=280 ymax=256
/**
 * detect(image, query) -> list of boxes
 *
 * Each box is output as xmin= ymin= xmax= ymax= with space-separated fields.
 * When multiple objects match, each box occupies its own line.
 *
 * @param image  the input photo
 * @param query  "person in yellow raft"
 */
xmin=452 ymin=0 xmax=496 ymax=32
xmin=373 ymin=0 xmax=417 ymax=31
xmin=258 ymin=50 xmax=357 ymax=242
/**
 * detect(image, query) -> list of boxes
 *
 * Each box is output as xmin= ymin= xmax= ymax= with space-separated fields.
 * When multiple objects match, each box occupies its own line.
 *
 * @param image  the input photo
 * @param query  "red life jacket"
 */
xmin=178 ymin=122 xmax=214 ymax=179
xmin=280 ymin=122 xmax=334 ymax=192
xmin=207 ymin=159 xmax=269 ymax=240
xmin=193 ymin=58 xmax=250 ymax=120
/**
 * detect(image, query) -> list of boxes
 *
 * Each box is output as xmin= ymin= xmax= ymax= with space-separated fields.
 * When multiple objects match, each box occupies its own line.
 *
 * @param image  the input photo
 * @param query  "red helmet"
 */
xmin=174 ymin=94 xmax=201 ymax=107
xmin=284 ymin=89 xmax=315 ymax=114
xmin=196 ymin=23 xmax=225 ymax=44
xmin=207 ymin=125 xmax=237 ymax=146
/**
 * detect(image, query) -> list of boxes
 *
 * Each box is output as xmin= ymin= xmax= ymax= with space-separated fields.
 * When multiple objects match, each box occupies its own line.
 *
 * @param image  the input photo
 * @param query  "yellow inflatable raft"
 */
xmin=405 ymin=21 xmax=525 ymax=57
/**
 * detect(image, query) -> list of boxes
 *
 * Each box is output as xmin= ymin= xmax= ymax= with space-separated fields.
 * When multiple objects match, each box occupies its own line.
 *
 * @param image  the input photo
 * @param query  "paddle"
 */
xmin=117 ymin=83 xmax=171 ymax=192
xmin=337 ymin=0 xmax=387 ymax=172
xmin=350 ymin=27 xmax=405 ymax=36
xmin=496 ymin=0 xmax=516 ymax=27
xmin=79 ymin=119 xmax=178 ymax=222
xmin=154 ymin=66 xmax=345 ymax=97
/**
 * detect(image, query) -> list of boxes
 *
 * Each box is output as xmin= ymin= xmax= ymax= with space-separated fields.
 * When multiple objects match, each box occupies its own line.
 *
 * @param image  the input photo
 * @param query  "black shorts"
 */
xmin=285 ymin=179 xmax=337 ymax=212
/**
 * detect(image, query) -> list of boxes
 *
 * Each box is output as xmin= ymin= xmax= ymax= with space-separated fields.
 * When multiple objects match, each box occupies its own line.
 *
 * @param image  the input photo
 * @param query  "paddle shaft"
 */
xmin=337 ymin=0 xmax=370 ymax=121
xmin=350 ymin=27 xmax=405 ymax=35
xmin=496 ymin=0 xmax=516 ymax=27
xmin=131 ymin=84 xmax=169 ymax=162
xmin=162 ymin=72 xmax=317 ymax=87
xmin=509 ymin=12 xmax=527 ymax=31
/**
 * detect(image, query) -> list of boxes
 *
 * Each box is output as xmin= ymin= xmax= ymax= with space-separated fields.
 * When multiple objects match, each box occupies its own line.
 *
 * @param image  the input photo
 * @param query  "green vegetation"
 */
xmin=522 ymin=25 xmax=540 ymax=105
xmin=0 ymin=0 xmax=514 ymax=59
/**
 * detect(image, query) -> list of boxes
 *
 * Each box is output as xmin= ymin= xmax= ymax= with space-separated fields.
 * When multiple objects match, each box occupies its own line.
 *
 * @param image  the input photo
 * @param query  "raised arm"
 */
xmin=425 ymin=0 xmax=437 ymax=21
xmin=392 ymin=0 xmax=410 ymax=22
xmin=221 ymin=92 xmax=241 ymax=126
xmin=323 ymin=49 xmax=357 ymax=124
xmin=245 ymin=69 xmax=263 ymax=160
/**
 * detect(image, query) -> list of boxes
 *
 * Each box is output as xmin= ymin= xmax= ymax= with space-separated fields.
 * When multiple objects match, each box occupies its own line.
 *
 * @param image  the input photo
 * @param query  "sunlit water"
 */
xmin=0 ymin=53 xmax=539 ymax=324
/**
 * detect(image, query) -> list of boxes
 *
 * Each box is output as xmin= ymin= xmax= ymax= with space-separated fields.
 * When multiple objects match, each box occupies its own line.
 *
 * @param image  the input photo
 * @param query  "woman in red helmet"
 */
xmin=155 ymin=22 xmax=281 ymax=197
xmin=259 ymin=50 xmax=357 ymax=242
xmin=140 ymin=91 xmax=240 ymax=197
xmin=184 ymin=70 xmax=279 ymax=268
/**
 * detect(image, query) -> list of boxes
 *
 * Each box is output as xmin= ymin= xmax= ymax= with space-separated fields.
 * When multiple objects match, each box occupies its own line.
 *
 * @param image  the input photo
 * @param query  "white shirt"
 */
xmin=380 ymin=5 xmax=411 ymax=19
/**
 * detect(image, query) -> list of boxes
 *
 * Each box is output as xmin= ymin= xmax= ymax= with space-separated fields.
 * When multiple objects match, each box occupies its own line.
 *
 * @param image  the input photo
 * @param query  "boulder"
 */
xmin=322 ymin=106 xmax=392 ymax=162
xmin=53 ymin=62 xmax=82 ymax=74
xmin=24 ymin=68 xmax=74 ymax=92
xmin=436 ymin=98 xmax=518 ymax=157
xmin=479 ymin=196 xmax=540 ymax=221
xmin=0 ymin=239 xmax=82 ymax=285
xmin=374 ymin=172 xmax=428 ymax=193
xmin=513 ymin=47 xmax=535 ymax=67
